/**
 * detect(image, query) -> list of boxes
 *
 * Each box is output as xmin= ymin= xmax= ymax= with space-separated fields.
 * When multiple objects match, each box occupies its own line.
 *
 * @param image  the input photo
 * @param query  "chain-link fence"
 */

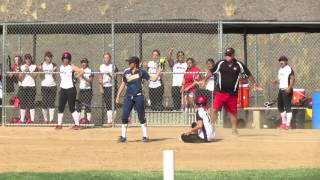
xmin=3 ymin=23 xmax=113 ymax=127
xmin=1 ymin=22 xmax=221 ymax=127
xmin=1 ymin=22 xmax=319 ymax=128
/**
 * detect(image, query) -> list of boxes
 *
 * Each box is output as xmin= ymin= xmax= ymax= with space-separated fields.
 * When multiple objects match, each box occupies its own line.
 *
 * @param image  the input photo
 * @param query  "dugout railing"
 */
xmin=3 ymin=71 xmax=218 ymax=127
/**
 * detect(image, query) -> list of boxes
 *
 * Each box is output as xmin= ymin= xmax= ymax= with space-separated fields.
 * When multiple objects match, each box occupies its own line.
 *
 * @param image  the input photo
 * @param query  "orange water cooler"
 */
xmin=237 ymin=84 xmax=250 ymax=108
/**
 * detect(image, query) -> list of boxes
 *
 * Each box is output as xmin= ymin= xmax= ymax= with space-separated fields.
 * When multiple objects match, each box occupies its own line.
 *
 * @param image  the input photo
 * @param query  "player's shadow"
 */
xmin=127 ymin=137 xmax=176 ymax=143
xmin=210 ymin=138 xmax=223 ymax=142
xmin=177 ymin=138 xmax=224 ymax=143
xmin=239 ymin=134 xmax=278 ymax=137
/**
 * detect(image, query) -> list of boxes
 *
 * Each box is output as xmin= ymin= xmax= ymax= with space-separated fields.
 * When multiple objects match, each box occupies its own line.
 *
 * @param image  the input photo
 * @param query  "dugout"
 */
xmin=221 ymin=22 xmax=320 ymax=129
xmin=1 ymin=21 xmax=320 ymax=127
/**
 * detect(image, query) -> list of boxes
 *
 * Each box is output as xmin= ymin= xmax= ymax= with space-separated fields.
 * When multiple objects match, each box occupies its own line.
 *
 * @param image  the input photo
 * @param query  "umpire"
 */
xmin=116 ymin=56 xmax=161 ymax=143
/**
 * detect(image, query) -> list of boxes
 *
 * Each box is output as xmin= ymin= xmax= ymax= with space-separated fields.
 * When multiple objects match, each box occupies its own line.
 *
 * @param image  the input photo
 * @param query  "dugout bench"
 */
xmin=242 ymin=107 xmax=306 ymax=129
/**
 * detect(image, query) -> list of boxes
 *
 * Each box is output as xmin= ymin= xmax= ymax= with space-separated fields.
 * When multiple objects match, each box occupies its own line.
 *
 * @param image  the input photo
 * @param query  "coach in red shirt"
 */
xmin=210 ymin=48 xmax=261 ymax=136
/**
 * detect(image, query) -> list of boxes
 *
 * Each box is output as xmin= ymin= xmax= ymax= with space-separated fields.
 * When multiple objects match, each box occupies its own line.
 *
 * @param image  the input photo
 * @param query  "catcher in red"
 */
xmin=181 ymin=96 xmax=215 ymax=143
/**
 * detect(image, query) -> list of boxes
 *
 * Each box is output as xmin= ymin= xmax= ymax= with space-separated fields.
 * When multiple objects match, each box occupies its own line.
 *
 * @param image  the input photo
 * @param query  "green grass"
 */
xmin=0 ymin=168 xmax=319 ymax=180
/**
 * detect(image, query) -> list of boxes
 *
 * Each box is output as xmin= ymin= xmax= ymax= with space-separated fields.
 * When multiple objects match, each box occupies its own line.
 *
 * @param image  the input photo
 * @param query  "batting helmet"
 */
xmin=62 ymin=51 xmax=72 ymax=61
xmin=9 ymin=96 xmax=21 ymax=108
xmin=195 ymin=96 xmax=207 ymax=107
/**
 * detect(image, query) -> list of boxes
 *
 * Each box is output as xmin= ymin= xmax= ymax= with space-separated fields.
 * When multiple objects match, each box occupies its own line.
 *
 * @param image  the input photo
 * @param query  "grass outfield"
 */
xmin=0 ymin=169 xmax=319 ymax=180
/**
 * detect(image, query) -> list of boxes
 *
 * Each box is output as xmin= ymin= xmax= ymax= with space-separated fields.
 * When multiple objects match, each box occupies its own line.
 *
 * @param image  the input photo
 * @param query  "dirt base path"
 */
xmin=0 ymin=127 xmax=319 ymax=172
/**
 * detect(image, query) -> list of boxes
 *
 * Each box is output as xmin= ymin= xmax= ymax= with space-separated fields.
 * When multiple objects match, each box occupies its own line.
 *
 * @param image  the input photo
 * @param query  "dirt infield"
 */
xmin=0 ymin=127 xmax=319 ymax=172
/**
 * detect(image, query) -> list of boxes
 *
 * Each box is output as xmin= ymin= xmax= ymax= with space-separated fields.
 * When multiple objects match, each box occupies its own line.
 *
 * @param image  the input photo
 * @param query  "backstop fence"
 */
xmin=1 ymin=21 xmax=319 ymax=128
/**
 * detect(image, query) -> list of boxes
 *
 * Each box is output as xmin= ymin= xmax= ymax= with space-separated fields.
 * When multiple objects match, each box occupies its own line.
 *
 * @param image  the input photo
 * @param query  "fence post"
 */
xmin=243 ymin=28 xmax=248 ymax=66
xmin=111 ymin=22 xmax=116 ymax=127
xmin=2 ymin=23 xmax=6 ymax=127
xmin=32 ymin=34 xmax=37 ymax=63
xmin=218 ymin=21 xmax=223 ymax=60
xmin=254 ymin=34 xmax=259 ymax=106
xmin=138 ymin=33 xmax=143 ymax=60
xmin=218 ymin=21 xmax=224 ymax=126
xmin=18 ymin=35 xmax=22 ymax=55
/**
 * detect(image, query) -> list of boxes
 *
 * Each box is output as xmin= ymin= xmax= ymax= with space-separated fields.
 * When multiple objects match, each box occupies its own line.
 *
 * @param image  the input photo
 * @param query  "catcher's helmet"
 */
xmin=195 ymin=95 xmax=207 ymax=107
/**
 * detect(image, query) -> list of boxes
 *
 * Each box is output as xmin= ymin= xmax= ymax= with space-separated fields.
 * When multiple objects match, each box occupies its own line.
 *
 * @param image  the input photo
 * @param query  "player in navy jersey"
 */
xmin=116 ymin=56 xmax=161 ymax=143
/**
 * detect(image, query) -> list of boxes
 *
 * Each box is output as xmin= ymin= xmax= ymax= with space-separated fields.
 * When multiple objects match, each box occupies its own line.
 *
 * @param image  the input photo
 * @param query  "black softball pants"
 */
xmin=277 ymin=89 xmax=293 ymax=113
xmin=58 ymin=87 xmax=77 ymax=113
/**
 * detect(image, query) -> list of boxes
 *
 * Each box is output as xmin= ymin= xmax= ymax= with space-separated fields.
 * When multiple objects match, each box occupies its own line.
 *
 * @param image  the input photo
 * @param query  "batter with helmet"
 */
xmin=181 ymin=95 xmax=215 ymax=143
xmin=55 ymin=51 xmax=84 ymax=130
